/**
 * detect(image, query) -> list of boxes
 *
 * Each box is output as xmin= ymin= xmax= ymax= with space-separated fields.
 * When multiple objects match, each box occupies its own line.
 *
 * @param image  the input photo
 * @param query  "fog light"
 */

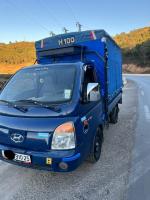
xmin=59 ymin=162 xmax=68 ymax=170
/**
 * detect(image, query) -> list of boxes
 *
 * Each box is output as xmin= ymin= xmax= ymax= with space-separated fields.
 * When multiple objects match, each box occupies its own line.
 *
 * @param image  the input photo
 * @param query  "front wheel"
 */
xmin=88 ymin=127 xmax=103 ymax=163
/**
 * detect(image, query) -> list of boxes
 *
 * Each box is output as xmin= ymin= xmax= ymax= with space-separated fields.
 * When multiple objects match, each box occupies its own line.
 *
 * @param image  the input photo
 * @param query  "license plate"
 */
xmin=14 ymin=153 xmax=31 ymax=163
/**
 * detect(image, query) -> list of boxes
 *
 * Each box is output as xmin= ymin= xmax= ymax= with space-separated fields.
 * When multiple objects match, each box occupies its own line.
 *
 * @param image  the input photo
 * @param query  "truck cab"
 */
xmin=0 ymin=30 xmax=122 ymax=172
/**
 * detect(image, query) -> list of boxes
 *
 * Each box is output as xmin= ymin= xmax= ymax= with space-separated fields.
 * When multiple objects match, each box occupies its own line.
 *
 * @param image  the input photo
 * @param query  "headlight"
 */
xmin=51 ymin=122 xmax=76 ymax=150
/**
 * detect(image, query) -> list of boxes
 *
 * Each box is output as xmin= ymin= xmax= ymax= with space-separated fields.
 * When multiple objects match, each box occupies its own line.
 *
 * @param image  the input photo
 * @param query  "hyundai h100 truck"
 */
xmin=0 ymin=30 xmax=122 ymax=172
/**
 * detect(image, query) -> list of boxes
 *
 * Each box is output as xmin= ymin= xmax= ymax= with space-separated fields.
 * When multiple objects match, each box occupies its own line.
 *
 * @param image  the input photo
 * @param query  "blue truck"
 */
xmin=0 ymin=30 xmax=122 ymax=172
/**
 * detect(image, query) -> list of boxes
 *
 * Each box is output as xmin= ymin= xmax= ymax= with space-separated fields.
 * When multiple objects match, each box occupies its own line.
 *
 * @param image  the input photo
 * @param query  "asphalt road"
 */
xmin=0 ymin=75 xmax=149 ymax=200
xmin=125 ymin=74 xmax=150 ymax=200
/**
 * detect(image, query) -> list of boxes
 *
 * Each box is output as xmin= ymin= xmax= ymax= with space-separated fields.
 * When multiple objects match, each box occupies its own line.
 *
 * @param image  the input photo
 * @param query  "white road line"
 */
xmin=123 ymin=74 xmax=150 ymax=76
xmin=141 ymin=90 xmax=144 ymax=96
xmin=144 ymin=105 xmax=150 ymax=121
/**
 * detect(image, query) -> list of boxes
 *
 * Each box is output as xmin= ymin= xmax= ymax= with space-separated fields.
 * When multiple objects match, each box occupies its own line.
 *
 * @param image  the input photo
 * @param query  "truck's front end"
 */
xmin=0 ymin=63 xmax=85 ymax=172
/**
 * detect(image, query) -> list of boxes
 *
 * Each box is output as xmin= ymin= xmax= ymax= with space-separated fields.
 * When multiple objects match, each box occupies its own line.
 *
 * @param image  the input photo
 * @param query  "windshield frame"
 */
xmin=0 ymin=64 xmax=77 ymax=105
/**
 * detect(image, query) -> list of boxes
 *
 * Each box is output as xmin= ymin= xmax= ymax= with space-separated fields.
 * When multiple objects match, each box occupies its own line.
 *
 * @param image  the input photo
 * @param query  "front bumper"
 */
xmin=0 ymin=144 xmax=81 ymax=172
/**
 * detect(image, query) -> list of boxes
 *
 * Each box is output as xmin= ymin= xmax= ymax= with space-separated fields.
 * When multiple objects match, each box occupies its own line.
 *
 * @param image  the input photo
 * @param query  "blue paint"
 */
xmin=62 ymin=153 xmax=81 ymax=162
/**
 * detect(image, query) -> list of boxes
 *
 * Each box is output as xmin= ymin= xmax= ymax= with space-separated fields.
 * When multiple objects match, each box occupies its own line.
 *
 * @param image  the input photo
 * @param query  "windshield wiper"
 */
xmin=16 ymin=99 xmax=61 ymax=113
xmin=0 ymin=100 xmax=28 ymax=113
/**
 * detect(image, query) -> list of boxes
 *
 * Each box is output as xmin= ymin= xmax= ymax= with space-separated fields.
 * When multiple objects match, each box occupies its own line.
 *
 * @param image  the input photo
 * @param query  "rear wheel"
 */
xmin=109 ymin=104 xmax=119 ymax=124
xmin=88 ymin=127 xmax=103 ymax=163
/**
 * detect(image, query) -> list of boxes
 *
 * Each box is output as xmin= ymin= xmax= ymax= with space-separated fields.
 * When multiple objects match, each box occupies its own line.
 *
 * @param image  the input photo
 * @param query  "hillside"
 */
xmin=0 ymin=26 xmax=150 ymax=74
xmin=114 ymin=26 xmax=150 ymax=73
xmin=114 ymin=27 xmax=150 ymax=49
xmin=0 ymin=42 xmax=35 ymax=74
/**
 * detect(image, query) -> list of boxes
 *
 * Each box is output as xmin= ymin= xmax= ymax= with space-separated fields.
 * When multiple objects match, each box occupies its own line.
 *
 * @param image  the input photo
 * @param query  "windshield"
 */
xmin=0 ymin=65 xmax=76 ymax=104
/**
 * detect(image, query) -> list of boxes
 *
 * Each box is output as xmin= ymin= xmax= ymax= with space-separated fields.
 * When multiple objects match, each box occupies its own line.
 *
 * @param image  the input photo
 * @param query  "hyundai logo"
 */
xmin=10 ymin=133 xmax=24 ymax=143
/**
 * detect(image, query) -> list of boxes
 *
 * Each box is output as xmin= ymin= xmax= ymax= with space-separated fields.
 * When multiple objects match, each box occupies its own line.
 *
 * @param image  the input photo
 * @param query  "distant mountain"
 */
xmin=0 ymin=26 xmax=150 ymax=74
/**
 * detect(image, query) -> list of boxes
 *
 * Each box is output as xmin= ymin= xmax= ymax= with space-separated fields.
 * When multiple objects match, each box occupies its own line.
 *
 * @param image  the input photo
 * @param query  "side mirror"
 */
xmin=87 ymin=83 xmax=100 ymax=102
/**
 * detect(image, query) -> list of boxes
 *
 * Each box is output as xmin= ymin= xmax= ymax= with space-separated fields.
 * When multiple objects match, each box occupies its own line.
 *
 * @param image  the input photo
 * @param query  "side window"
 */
xmin=84 ymin=66 xmax=96 ymax=85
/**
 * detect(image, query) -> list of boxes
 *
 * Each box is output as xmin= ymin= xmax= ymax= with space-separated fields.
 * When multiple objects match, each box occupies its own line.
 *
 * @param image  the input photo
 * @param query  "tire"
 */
xmin=109 ymin=104 xmax=119 ymax=124
xmin=88 ymin=127 xmax=103 ymax=163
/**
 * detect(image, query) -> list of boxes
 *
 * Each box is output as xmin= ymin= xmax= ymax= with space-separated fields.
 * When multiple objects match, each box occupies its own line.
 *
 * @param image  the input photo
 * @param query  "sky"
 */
xmin=0 ymin=0 xmax=150 ymax=43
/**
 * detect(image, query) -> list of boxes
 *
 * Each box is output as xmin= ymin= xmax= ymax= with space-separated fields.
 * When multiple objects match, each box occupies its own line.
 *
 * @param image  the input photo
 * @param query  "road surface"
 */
xmin=125 ymin=74 xmax=150 ymax=200
xmin=0 ymin=74 xmax=149 ymax=200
